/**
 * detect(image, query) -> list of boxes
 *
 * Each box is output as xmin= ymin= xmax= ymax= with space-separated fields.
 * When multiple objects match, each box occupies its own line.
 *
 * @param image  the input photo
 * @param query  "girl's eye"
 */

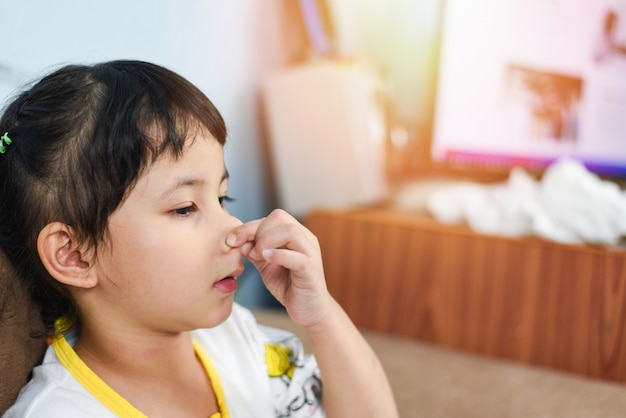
xmin=171 ymin=204 xmax=197 ymax=217
xmin=219 ymin=195 xmax=234 ymax=208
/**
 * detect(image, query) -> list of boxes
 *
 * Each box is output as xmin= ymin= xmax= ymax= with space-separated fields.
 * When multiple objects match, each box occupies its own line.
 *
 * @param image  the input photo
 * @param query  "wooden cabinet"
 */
xmin=304 ymin=208 xmax=626 ymax=383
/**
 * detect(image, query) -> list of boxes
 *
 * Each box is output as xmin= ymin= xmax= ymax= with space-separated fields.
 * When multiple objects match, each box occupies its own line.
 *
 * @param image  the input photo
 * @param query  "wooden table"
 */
xmin=304 ymin=207 xmax=626 ymax=383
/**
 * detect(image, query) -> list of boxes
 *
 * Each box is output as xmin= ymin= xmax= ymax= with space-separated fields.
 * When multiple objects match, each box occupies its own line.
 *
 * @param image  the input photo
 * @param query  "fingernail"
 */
xmin=226 ymin=234 xmax=237 ymax=246
xmin=262 ymin=249 xmax=273 ymax=260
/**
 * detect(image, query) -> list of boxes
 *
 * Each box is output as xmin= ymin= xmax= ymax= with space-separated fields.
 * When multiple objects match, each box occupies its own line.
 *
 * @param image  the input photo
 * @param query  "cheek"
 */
xmin=104 ymin=212 xmax=228 ymax=283
xmin=114 ymin=224 xmax=214 ymax=279
xmin=101 ymin=223 xmax=173 ymax=281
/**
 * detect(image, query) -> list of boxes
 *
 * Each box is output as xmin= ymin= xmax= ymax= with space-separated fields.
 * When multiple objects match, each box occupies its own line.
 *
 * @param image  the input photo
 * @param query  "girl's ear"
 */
xmin=37 ymin=222 xmax=98 ymax=289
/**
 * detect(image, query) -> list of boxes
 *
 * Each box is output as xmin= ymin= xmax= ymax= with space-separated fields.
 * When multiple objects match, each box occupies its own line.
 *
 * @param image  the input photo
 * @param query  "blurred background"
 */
xmin=0 ymin=0 xmax=443 ymax=308
xmin=2 ymin=0 xmax=623 ymax=307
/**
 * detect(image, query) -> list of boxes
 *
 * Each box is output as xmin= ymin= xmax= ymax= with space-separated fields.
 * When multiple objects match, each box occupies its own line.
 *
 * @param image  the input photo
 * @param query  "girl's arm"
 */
xmin=227 ymin=209 xmax=398 ymax=418
xmin=301 ymin=296 xmax=398 ymax=417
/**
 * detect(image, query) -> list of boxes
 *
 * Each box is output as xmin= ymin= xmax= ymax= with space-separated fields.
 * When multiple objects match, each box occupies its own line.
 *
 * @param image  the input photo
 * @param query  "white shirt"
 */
xmin=3 ymin=304 xmax=324 ymax=418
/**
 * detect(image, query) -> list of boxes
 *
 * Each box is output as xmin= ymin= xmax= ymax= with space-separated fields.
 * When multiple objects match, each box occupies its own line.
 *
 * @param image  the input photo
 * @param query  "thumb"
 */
xmin=225 ymin=219 xmax=262 ymax=249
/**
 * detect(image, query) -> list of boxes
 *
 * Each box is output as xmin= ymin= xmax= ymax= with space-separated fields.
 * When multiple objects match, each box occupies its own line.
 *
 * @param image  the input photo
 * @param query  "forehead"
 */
xmin=133 ymin=136 xmax=226 ymax=199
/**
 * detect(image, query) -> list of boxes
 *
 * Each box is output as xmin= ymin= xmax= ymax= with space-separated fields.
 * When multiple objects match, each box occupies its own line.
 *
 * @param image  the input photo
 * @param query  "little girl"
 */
xmin=0 ymin=60 xmax=397 ymax=417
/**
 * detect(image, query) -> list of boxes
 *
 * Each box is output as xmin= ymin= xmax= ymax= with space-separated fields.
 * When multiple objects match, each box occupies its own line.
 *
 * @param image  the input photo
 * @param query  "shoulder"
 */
xmin=4 ymin=346 xmax=113 ymax=418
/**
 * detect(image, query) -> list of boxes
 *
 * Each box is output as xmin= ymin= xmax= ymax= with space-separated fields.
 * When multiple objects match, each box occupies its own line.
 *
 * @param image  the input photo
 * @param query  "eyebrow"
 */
xmin=158 ymin=169 xmax=229 ymax=200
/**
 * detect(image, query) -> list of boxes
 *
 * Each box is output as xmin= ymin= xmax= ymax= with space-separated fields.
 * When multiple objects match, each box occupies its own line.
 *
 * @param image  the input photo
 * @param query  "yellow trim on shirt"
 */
xmin=52 ymin=330 xmax=147 ymax=417
xmin=193 ymin=340 xmax=230 ymax=418
xmin=51 ymin=323 xmax=228 ymax=417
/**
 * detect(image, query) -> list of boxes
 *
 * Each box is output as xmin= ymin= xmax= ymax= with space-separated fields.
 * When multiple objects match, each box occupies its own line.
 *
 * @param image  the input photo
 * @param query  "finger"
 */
xmin=256 ymin=209 xmax=312 ymax=237
xmin=257 ymin=210 xmax=317 ymax=249
xmin=229 ymin=210 xmax=295 ymax=248
xmin=226 ymin=218 xmax=263 ymax=248
xmin=226 ymin=209 xmax=294 ymax=248
xmin=253 ymin=222 xmax=317 ymax=258
xmin=260 ymin=248 xmax=311 ymax=272
xmin=240 ymin=241 xmax=255 ymax=257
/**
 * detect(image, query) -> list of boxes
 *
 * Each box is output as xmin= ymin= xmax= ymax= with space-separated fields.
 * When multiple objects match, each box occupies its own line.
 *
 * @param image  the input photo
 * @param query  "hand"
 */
xmin=226 ymin=209 xmax=332 ymax=328
xmin=229 ymin=212 xmax=399 ymax=417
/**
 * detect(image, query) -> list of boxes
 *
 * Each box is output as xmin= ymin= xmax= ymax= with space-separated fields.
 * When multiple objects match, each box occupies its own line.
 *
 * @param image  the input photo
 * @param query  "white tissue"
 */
xmin=423 ymin=158 xmax=626 ymax=245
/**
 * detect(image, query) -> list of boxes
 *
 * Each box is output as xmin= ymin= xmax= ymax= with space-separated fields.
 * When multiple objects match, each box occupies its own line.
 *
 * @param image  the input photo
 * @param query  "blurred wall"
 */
xmin=0 ymin=0 xmax=292 ymax=307
xmin=328 ymin=0 xmax=442 ymax=126
xmin=0 ymin=0 xmax=446 ymax=307
xmin=326 ymin=0 xmax=444 ymax=178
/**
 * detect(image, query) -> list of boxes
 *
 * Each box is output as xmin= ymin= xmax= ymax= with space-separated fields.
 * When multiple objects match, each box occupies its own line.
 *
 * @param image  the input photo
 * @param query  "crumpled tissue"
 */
xmin=424 ymin=158 xmax=626 ymax=245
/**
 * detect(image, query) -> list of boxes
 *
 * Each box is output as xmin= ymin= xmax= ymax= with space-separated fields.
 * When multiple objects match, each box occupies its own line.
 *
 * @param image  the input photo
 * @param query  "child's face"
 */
xmin=90 ymin=133 xmax=243 ymax=334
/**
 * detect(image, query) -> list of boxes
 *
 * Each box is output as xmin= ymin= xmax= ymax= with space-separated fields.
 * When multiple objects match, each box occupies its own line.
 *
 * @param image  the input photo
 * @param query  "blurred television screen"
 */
xmin=431 ymin=0 xmax=626 ymax=177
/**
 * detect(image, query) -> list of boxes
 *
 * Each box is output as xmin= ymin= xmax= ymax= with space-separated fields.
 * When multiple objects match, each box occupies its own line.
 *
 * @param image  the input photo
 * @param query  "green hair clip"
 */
xmin=0 ymin=132 xmax=12 ymax=153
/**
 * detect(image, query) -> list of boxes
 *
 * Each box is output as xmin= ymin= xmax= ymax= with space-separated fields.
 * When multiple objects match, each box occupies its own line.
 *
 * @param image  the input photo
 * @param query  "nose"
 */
xmin=222 ymin=212 xmax=243 ymax=252
xmin=226 ymin=211 xmax=243 ymax=228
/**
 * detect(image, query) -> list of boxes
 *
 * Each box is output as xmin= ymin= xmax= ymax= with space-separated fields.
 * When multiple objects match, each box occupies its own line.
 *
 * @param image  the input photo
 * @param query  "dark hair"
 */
xmin=0 ymin=60 xmax=227 ymax=331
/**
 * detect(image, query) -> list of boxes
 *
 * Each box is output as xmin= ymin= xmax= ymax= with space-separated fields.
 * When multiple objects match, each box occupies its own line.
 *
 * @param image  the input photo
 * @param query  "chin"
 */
xmin=198 ymin=297 xmax=235 ymax=329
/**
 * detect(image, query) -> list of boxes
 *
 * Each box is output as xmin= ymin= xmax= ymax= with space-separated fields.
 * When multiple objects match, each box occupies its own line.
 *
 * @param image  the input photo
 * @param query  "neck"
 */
xmin=69 ymin=322 xmax=217 ymax=416
xmin=74 ymin=321 xmax=197 ymax=381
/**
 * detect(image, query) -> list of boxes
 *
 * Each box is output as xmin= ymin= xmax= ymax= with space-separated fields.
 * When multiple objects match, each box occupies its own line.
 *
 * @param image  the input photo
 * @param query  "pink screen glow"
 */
xmin=431 ymin=0 xmax=626 ymax=176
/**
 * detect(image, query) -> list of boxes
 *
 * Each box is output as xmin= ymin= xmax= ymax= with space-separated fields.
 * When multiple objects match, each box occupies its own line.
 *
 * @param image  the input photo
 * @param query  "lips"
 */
xmin=213 ymin=268 xmax=244 ymax=294
xmin=213 ymin=277 xmax=238 ymax=293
